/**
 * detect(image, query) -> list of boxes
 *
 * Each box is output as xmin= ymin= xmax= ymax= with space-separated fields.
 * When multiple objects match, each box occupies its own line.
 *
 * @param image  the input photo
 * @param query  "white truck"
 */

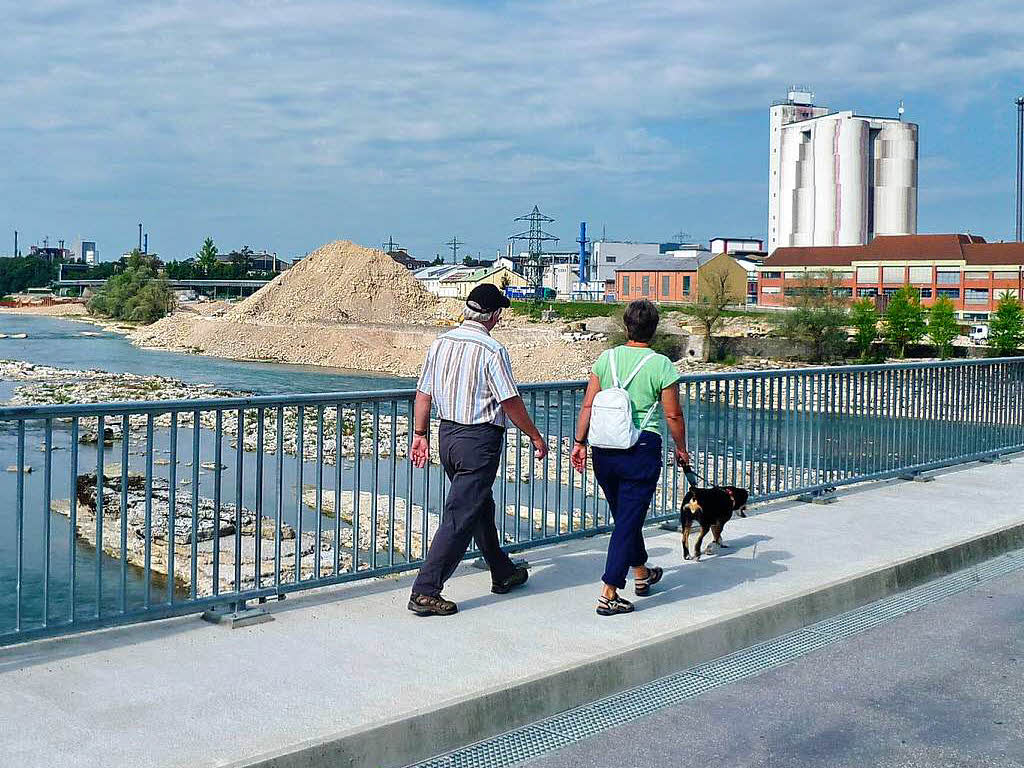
xmin=969 ymin=324 xmax=989 ymax=344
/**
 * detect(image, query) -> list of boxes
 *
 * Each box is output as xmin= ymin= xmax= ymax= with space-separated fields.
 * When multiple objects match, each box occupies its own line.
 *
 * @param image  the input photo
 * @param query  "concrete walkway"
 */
xmin=2 ymin=460 xmax=1023 ymax=768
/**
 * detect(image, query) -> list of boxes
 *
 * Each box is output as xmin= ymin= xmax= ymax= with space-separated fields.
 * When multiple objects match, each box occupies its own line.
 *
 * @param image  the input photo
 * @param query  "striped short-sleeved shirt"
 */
xmin=416 ymin=320 xmax=519 ymax=426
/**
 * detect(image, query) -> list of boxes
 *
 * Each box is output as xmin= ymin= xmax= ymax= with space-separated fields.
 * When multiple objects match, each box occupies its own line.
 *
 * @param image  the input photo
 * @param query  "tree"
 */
xmin=430 ymin=255 xmax=444 ymax=266
xmin=927 ymin=296 xmax=959 ymax=360
xmin=196 ymin=237 xmax=218 ymax=277
xmin=882 ymin=286 xmax=927 ymax=358
xmin=777 ymin=272 xmax=850 ymax=362
xmin=849 ymin=298 xmax=880 ymax=360
xmin=88 ymin=256 xmax=175 ymax=324
xmin=989 ymin=292 xmax=1024 ymax=356
xmin=688 ymin=267 xmax=741 ymax=361
xmin=0 ymin=256 xmax=58 ymax=296
xmin=229 ymin=249 xmax=251 ymax=279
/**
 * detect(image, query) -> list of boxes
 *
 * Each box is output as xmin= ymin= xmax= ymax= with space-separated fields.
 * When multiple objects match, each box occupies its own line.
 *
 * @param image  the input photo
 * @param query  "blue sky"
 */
xmin=2 ymin=0 xmax=1023 ymax=262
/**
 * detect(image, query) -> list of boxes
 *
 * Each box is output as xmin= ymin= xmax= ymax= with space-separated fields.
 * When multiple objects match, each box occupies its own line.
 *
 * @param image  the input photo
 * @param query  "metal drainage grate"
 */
xmin=406 ymin=549 xmax=1024 ymax=768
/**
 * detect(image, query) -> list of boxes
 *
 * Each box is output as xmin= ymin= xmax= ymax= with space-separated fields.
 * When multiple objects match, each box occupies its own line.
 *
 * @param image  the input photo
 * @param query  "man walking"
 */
xmin=408 ymin=283 xmax=548 ymax=616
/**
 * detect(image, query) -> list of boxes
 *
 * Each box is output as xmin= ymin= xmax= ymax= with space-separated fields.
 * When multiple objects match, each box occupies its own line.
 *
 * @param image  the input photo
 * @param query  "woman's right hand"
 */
xmin=571 ymin=442 xmax=588 ymax=473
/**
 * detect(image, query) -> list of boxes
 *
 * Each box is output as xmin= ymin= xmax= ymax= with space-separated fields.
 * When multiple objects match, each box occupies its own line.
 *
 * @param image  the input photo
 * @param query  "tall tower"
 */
xmin=768 ymin=88 xmax=830 ymax=254
xmin=768 ymin=88 xmax=918 ymax=253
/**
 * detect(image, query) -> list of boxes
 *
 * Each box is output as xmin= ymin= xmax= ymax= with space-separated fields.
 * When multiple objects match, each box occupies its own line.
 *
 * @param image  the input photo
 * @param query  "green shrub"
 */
xmin=882 ymin=286 xmax=926 ymax=358
xmin=87 ymin=251 xmax=174 ymax=324
xmin=927 ymin=296 xmax=959 ymax=359
xmin=989 ymin=292 xmax=1024 ymax=356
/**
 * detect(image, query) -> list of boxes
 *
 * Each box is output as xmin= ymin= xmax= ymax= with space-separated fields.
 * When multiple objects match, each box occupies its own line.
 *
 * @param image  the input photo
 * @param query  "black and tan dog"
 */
xmin=680 ymin=485 xmax=749 ymax=561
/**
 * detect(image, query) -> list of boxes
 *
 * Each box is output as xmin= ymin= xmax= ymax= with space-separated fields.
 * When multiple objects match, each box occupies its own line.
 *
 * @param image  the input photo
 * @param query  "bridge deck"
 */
xmin=2 ymin=459 xmax=1022 ymax=768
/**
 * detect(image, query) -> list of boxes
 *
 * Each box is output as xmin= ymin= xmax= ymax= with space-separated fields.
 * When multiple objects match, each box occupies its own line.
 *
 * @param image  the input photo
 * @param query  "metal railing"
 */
xmin=1 ymin=357 xmax=1022 ymax=645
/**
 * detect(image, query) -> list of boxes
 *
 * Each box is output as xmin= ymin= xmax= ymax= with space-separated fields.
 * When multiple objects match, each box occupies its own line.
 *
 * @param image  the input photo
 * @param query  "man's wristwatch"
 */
xmin=414 ymin=429 xmax=428 ymax=437
xmin=574 ymin=438 xmax=586 ymax=446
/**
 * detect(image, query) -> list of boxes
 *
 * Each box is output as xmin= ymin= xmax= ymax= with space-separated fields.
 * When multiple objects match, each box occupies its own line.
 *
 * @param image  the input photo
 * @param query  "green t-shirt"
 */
xmin=591 ymin=346 xmax=680 ymax=435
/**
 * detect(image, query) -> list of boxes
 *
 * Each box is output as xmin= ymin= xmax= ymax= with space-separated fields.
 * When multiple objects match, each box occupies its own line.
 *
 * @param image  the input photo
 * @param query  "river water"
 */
xmin=0 ymin=314 xmax=584 ymax=636
xmin=2 ymin=314 xmax=1015 ymax=638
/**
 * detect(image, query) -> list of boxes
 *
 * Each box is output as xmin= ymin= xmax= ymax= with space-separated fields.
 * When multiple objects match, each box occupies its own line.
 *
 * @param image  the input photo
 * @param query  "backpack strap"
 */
xmin=638 ymin=401 xmax=659 ymax=430
xmin=608 ymin=348 xmax=621 ymax=388
xmin=621 ymin=352 xmax=656 ymax=389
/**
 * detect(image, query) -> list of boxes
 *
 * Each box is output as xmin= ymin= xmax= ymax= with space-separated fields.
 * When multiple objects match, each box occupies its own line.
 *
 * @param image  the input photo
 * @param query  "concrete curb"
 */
xmin=228 ymin=519 xmax=1024 ymax=768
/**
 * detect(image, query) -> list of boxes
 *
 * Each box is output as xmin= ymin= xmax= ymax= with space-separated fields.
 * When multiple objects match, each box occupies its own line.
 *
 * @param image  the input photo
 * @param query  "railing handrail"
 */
xmin=1 ymin=357 xmax=1019 ymax=419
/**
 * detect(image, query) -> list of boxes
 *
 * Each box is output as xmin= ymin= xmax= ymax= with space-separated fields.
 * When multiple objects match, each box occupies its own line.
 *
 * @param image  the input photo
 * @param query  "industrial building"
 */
xmin=590 ymin=241 xmax=661 ymax=284
xmin=768 ymin=88 xmax=918 ymax=253
xmin=614 ymin=252 xmax=747 ymax=305
xmin=757 ymin=234 xmax=1024 ymax=320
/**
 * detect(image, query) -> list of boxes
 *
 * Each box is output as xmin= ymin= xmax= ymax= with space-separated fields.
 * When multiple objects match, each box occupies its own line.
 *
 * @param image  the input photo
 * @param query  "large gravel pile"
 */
xmin=228 ymin=240 xmax=439 ymax=325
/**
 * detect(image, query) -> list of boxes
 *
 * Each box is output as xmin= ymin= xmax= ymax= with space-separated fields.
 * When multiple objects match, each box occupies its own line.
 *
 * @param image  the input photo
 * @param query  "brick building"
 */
xmin=614 ymin=252 xmax=747 ymax=304
xmin=758 ymin=234 xmax=1024 ymax=320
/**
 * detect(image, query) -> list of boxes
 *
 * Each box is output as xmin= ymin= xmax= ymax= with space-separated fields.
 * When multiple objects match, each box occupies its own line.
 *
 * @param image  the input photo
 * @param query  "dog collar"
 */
xmin=724 ymin=488 xmax=736 ymax=509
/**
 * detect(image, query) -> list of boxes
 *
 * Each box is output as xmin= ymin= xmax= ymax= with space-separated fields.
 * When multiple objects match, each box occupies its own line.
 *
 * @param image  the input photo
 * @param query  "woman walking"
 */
xmin=570 ymin=300 xmax=689 ymax=616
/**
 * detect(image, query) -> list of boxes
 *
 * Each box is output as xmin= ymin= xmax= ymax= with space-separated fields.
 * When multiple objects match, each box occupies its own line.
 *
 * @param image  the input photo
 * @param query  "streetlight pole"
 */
xmin=1016 ymin=96 xmax=1024 ymax=242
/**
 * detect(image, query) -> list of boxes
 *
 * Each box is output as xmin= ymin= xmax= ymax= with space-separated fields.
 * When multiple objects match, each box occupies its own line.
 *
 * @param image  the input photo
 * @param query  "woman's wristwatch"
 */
xmin=414 ymin=429 xmax=429 ymax=437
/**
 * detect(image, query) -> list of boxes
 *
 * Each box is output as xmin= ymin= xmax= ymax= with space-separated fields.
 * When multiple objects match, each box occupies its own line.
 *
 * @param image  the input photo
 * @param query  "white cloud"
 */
xmin=3 ymin=0 xmax=1023 ymax=253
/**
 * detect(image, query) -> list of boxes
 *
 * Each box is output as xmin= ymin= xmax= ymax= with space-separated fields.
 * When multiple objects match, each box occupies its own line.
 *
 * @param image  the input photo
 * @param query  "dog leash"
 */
xmin=681 ymin=463 xmax=704 ymax=488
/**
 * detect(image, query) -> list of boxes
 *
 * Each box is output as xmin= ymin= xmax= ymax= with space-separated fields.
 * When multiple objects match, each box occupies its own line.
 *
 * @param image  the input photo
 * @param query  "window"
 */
xmin=784 ymin=287 xmax=798 ymax=297
xmin=919 ymin=287 xmax=933 ymax=299
xmin=641 ymin=275 xmax=650 ymax=296
xmin=761 ymin=271 xmax=782 ymax=279
xmin=622 ymin=276 xmax=630 ymax=295
xmin=683 ymin=276 xmax=691 ymax=294
xmin=857 ymin=288 xmax=878 ymax=298
xmin=832 ymin=287 xmax=852 ymax=298
xmin=993 ymin=270 xmax=1020 ymax=280
xmin=857 ymin=266 xmax=879 ymax=283
xmin=662 ymin=275 xmax=670 ymax=297
xmin=882 ymin=266 xmax=905 ymax=283
xmin=882 ymin=287 xmax=902 ymax=297
xmin=965 ymin=288 xmax=989 ymax=305
xmin=606 ymin=257 xmax=616 ymax=264
xmin=999 ymin=288 xmax=1021 ymax=299
xmin=762 ymin=286 xmax=781 ymax=295
xmin=833 ymin=271 xmax=854 ymax=280
xmin=784 ymin=271 xmax=803 ymax=279
xmin=908 ymin=266 xmax=932 ymax=283
xmin=964 ymin=271 xmax=989 ymax=280
xmin=937 ymin=288 xmax=960 ymax=299
xmin=936 ymin=270 xmax=961 ymax=284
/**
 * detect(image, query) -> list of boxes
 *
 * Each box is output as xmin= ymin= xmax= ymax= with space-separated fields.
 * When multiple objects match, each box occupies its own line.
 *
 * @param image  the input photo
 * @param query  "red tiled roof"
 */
xmin=763 ymin=234 xmax=1024 ymax=267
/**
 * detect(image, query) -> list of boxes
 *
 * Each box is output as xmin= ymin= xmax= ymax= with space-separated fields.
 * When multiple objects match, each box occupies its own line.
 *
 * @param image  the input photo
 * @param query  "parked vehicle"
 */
xmin=505 ymin=286 xmax=556 ymax=301
xmin=969 ymin=324 xmax=989 ymax=344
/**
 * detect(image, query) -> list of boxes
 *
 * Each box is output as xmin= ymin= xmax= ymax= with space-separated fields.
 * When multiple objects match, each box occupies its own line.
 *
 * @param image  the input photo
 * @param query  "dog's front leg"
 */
xmin=713 ymin=523 xmax=727 ymax=548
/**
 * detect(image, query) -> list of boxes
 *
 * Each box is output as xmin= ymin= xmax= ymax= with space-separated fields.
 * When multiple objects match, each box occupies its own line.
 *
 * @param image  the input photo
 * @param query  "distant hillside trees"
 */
xmin=87 ymin=250 xmax=175 ymax=324
xmin=0 ymin=256 xmax=57 ymax=296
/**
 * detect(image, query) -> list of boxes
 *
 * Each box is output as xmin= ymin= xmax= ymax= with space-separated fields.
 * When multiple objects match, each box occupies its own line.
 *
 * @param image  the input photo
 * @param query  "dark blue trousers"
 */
xmin=411 ymin=421 xmax=516 ymax=597
xmin=592 ymin=433 xmax=662 ymax=589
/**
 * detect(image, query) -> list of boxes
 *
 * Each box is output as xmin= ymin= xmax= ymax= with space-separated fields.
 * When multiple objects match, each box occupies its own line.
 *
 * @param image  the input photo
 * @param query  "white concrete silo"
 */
xmin=873 ymin=121 xmax=918 ymax=236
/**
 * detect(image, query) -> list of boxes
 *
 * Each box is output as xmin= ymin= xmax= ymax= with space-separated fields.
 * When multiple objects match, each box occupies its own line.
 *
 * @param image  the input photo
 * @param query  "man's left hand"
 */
xmin=411 ymin=434 xmax=429 ymax=468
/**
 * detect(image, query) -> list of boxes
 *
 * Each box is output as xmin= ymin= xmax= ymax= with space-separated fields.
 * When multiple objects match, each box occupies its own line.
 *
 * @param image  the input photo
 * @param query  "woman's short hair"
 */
xmin=623 ymin=299 xmax=659 ymax=342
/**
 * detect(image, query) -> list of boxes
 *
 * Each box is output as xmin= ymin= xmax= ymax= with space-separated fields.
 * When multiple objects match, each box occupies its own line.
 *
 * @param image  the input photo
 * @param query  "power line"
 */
xmin=445 ymin=236 xmax=464 ymax=264
xmin=508 ymin=205 xmax=559 ymax=300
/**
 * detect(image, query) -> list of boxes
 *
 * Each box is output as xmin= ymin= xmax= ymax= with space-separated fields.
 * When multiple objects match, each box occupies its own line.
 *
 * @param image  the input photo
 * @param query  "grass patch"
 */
xmin=508 ymin=300 xmax=619 ymax=321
